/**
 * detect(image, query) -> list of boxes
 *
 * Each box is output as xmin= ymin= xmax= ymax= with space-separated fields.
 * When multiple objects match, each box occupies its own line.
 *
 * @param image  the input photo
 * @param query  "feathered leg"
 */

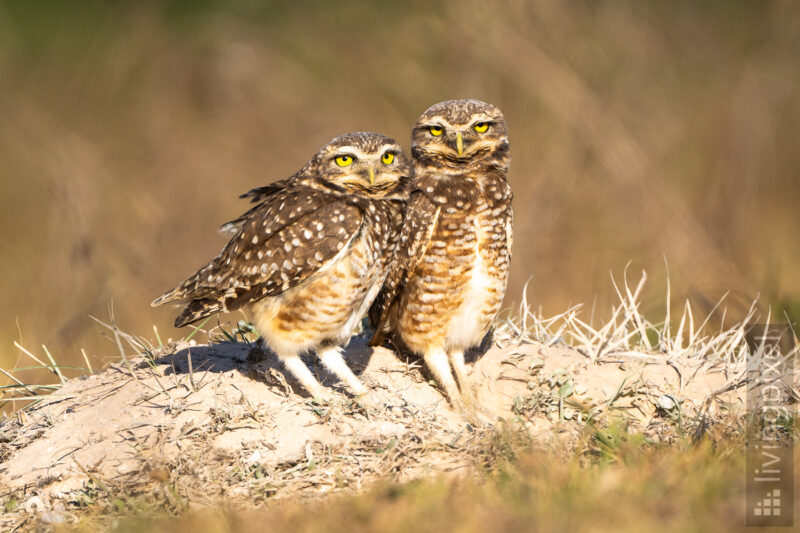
xmin=423 ymin=347 xmax=462 ymax=408
xmin=449 ymin=349 xmax=469 ymax=391
xmin=317 ymin=345 xmax=368 ymax=396
xmin=277 ymin=351 xmax=330 ymax=400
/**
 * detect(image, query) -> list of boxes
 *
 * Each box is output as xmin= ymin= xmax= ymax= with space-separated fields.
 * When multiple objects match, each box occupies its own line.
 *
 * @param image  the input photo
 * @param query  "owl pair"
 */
xmin=153 ymin=99 xmax=512 ymax=406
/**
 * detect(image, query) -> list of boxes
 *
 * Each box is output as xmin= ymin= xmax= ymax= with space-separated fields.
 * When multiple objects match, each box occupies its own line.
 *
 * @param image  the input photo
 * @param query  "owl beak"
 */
xmin=456 ymin=132 xmax=464 ymax=157
xmin=368 ymin=166 xmax=375 ymax=185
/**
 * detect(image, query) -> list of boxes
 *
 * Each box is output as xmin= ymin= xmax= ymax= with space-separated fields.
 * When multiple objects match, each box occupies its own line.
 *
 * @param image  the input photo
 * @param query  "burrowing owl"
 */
xmin=370 ymin=99 xmax=512 ymax=405
xmin=153 ymin=132 xmax=410 ymax=399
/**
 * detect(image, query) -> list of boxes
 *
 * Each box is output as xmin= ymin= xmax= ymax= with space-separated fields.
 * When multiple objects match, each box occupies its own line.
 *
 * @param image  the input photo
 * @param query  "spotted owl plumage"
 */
xmin=153 ymin=132 xmax=410 ymax=398
xmin=369 ymin=100 xmax=512 ymax=406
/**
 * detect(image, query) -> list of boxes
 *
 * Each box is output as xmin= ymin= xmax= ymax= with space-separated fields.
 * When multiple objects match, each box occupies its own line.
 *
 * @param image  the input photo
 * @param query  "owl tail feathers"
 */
xmin=151 ymin=262 xmax=220 ymax=307
xmin=150 ymin=287 xmax=184 ymax=308
xmin=173 ymin=299 xmax=225 ymax=328
xmin=151 ymin=275 xmax=226 ymax=328
xmin=151 ymin=289 xmax=224 ymax=328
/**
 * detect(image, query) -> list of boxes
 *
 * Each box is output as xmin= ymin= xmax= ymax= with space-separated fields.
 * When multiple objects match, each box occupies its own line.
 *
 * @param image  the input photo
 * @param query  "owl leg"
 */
xmin=449 ymin=349 xmax=469 ymax=391
xmin=423 ymin=347 xmax=462 ymax=408
xmin=317 ymin=345 xmax=368 ymax=396
xmin=278 ymin=353 xmax=331 ymax=400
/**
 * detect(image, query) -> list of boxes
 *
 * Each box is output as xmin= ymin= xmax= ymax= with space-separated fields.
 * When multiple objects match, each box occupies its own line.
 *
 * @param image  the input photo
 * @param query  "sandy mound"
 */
xmin=0 ymin=336 xmax=744 ymax=526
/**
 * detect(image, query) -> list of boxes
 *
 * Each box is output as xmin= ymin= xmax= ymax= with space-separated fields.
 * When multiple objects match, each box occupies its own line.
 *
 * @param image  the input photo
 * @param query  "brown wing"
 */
xmin=218 ymin=177 xmax=295 ymax=236
xmin=153 ymin=184 xmax=364 ymax=327
xmin=368 ymin=189 xmax=440 ymax=345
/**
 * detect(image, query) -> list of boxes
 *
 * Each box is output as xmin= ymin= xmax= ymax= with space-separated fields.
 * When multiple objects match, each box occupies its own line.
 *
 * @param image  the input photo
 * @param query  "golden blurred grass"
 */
xmin=1 ymin=0 xmax=799 ymax=373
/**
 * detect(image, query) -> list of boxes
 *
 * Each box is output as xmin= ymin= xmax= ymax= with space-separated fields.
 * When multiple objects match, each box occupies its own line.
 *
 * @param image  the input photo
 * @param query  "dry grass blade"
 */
xmin=81 ymin=348 xmax=94 ymax=375
xmin=41 ymin=345 xmax=65 ymax=384
xmin=0 ymin=367 xmax=38 ymax=397
xmin=0 ymin=394 xmax=73 ymax=403
xmin=12 ymin=341 xmax=62 ymax=381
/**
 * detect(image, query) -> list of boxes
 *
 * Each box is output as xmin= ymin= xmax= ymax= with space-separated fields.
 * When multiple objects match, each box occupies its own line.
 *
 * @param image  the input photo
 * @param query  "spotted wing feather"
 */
xmin=153 ymin=185 xmax=364 ymax=327
xmin=218 ymin=177 xmax=295 ymax=235
xmin=368 ymin=189 xmax=440 ymax=345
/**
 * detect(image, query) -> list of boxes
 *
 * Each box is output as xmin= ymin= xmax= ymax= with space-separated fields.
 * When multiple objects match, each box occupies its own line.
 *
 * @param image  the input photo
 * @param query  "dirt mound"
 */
xmin=0 ymin=336 xmax=745 ymax=527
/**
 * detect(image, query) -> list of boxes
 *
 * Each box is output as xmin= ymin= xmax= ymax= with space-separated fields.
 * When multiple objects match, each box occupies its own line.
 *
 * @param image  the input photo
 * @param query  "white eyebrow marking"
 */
xmin=334 ymin=147 xmax=367 ymax=158
xmin=333 ymin=144 xmax=400 ymax=160
xmin=420 ymin=118 xmax=457 ymax=129
xmin=377 ymin=143 xmax=400 ymax=153
xmin=468 ymin=113 xmax=495 ymax=124
xmin=421 ymin=113 xmax=497 ymax=129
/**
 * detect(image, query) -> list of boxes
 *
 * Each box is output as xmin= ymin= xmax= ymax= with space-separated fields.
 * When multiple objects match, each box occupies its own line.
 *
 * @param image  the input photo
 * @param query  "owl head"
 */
xmin=308 ymin=132 xmax=410 ymax=199
xmin=412 ymin=99 xmax=509 ymax=174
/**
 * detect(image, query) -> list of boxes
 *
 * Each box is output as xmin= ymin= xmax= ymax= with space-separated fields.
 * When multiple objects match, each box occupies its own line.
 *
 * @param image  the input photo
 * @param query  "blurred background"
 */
xmin=1 ymin=0 xmax=799 ymax=375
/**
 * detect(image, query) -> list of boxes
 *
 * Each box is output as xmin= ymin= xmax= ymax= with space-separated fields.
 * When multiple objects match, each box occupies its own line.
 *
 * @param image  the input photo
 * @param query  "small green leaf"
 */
xmin=558 ymin=381 xmax=574 ymax=399
xmin=5 ymin=496 xmax=17 ymax=512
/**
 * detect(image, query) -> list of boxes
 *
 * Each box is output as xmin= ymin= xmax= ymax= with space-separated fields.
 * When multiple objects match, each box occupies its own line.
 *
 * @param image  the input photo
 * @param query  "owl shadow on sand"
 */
xmin=156 ymin=335 xmax=378 ymax=399
xmin=155 ymin=328 xmax=493 ymax=400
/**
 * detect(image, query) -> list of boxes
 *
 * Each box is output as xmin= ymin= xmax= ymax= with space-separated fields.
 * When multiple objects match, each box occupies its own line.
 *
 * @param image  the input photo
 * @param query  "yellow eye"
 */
xmin=429 ymin=126 xmax=443 ymax=136
xmin=473 ymin=122 xmax=489 ymax=133
xmin=381 ymin=152 xmax=395 ymax=165
xmin=335 ymin=155 xmax=354 ymax=167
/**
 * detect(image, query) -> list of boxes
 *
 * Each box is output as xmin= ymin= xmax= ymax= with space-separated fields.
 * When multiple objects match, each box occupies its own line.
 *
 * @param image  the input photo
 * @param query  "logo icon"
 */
xmin=753 ymin=489 xmax=782 ymax=517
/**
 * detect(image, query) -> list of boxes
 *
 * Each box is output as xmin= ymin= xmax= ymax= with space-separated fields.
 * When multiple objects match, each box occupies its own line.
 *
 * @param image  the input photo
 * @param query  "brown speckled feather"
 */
xmin=217 ymin=177 xmax=295 ymax=235
xmin=368 ymin=189 xmax=439 ymax=343
xmin=370 ymin=170 xmax=512 ymax=351
xmin=153 ymin=184 xmax=364 ymax=327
